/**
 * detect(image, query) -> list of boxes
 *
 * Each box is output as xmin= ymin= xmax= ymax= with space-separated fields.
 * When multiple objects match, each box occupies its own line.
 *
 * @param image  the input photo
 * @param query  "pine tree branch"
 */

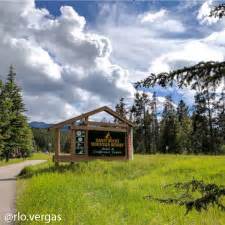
xmin=136 ymin=61 xmax=225 ymax=90
xmin=144 ymin=179 xmax=225 ymax=214
xmin=210 ymin=4 xmax=225 ymax=19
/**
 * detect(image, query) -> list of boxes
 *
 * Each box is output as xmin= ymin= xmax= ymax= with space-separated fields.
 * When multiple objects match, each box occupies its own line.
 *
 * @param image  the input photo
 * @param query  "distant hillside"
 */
xmin=29 ymin=121 xmax=52 ymax=129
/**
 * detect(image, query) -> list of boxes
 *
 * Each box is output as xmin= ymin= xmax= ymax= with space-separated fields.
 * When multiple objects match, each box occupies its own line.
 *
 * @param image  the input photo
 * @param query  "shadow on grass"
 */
xmin=18 ymin=162 xmax=88 ymax=179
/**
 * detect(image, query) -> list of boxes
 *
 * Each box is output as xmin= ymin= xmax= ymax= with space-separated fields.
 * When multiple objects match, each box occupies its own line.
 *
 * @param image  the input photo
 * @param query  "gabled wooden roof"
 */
xmin=50 ymin=106 xmax=134 ymax=129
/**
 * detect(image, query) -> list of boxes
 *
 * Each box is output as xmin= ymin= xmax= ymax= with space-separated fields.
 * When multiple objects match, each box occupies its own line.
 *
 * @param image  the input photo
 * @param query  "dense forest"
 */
xmin=115 ymin=89 xmax=225 ymax=155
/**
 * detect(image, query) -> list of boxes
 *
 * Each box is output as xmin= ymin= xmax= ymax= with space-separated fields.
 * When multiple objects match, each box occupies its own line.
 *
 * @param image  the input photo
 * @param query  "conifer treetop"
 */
xmin=7 ymin=65 xmax=16 ymax=83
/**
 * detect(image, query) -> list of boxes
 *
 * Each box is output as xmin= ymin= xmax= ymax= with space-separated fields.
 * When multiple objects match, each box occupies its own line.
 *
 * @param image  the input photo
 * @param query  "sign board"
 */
xmin=75 ymin=130 xmax=86 ymax=154
xmin=88 ymin=130 xmax=126 ymax=156
xmin=51 ymin=106 xmax=134 ymax=165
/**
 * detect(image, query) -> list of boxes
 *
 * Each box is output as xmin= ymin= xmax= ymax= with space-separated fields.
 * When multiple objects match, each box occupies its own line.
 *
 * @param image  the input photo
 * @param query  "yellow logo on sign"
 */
xmin=105 ymin=132 xmax=112 ymax=140
xmin=90 ymin=132 xmax=124 ymax=148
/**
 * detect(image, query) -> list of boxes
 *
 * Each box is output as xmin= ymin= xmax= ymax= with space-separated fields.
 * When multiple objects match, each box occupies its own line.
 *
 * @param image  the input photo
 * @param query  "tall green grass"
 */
xmin=17 ymin=155 xmax=225 ymax=225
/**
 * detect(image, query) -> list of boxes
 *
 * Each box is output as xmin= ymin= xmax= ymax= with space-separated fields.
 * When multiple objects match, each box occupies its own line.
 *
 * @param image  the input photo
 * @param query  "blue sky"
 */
xmin=35 ymin=0 xmax=209 ymax=34
xmin=35 ymin=1 xmax=196 ymax=30
xmin=0 ymin=0 xmax=224 ymax=122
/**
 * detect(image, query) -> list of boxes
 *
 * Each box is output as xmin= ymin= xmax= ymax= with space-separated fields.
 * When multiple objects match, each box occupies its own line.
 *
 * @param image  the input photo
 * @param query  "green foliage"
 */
xmin=115 ymin=97 xmax=128 ymax=123
xmin=18 ymin=122 xmax=33 ymax=157
xmin=130 ymin=92 xmax=159 ymax=153
xmin=0 ymin=65 xmax=33 ymax=161
xmin=176 ymin=116 xmax=192 ymax=154
xmin=176 ymin=100 xmax=192 ymax=153
xmin=0 ymin=79 xmax=4 ymax=155
xmin=159 ymin=96 xmax=178 ymax=153
xmin=177 ymin=100 xmax=189 ymax=123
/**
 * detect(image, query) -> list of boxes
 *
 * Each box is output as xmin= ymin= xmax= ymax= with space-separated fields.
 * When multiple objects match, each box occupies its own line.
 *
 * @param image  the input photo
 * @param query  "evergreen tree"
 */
xmin=159 ymin=96 xmax=178 ymax=153
xmin=142 ymin=110 xmax=153 ymax=153
xmin=215 ymin=89 xmax=225 ymax=152
xmin=0 ymin=66 xmax=33 ymax=161
xmin=115 ymin=98 xmax=128 ymax=123
xmin=131 ymin=92 xmax=150 ymax=153
xmin=149 ymin=92 xmax=159 ymax=153
xmin=193 ymin=88 xmax=218 ymax=154
xmin=0 ymin=79 xmax=4 ymax=157
xmin=131 ymin=92 xmax=149 ymax=125
xmin=0 ymin=78 xmax=14 ymax=161
xmin=176 ymin=100 xmax=192 ymax=153
xmin=191 ymin=92 xmax=211 ymax=154
xmin=17 ymin=116 xmax=33 ymax=157
xmin=177 ymin=100 xmax=189 ymax=123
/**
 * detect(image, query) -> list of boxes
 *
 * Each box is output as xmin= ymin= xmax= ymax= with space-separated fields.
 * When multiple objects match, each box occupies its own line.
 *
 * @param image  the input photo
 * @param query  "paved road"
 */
xmin=0 ymin=160 xmax=46 ymax=225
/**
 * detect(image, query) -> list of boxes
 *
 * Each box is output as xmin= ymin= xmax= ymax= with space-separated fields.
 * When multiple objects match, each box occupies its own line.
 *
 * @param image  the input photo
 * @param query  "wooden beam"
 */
xmin=103 ymin=107 xmax=134 ymax=127
xmin=54 ymin=128 xmax=60 ymax=166
xmin=70 ymin=128 xmax=75 ymax=155
xmin=84 ymin=117 xmax=88 ymax=155
xmin=87 ymin=121 xmax=127 ymax=128
xmin=55 ymin=128 xmax=60 ymax=156
xmin=55 ymin=154 xmax=127 ymax=162
xmin=130 ymin=128 xmax=134 ymax=160
xmin=74 ymin=130 xmax=76 ymax=155
xmin=127 ymin=127 xmax=133 ymax=160
xmin=49 ymin=106 xmax=135 ymax=129
xmin=49 ymin=106 xmax=107 ymax=129
xmin=72 ymin=125 xmax=127 ymax=132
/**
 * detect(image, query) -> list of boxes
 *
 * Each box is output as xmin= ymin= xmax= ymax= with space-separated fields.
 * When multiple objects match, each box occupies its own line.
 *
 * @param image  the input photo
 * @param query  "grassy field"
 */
xmin=0 ymin=152 xmax=52 ymax=167
xmin=17 ymin=155 xmax=225 ymax=225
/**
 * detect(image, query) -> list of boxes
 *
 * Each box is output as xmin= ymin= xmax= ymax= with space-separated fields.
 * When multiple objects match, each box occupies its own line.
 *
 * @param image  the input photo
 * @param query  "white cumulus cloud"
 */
xmin=0 ymin=1 xmax=135 ymax=123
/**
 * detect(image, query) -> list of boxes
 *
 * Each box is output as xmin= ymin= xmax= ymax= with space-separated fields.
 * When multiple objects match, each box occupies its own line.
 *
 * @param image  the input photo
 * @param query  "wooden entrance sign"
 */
xmin=49 ymin=106 xmax=134 ymax=165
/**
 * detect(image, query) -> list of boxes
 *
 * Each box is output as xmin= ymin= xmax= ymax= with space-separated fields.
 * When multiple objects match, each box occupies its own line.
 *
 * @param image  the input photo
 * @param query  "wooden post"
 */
xmin=70 ymin=128 xmax=75 ymax=165
xmin=127 ymin=127 xmax=133 ymax=160
xmin=55 ymin=128 xmax=60 ymax=166
xmin=84 ymin=117 xmax=88 ymax=155
xmin=70 ymin=127 xmax=75 ymax=155
xmin=130 ymin=127 xmax=134 ymax=160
